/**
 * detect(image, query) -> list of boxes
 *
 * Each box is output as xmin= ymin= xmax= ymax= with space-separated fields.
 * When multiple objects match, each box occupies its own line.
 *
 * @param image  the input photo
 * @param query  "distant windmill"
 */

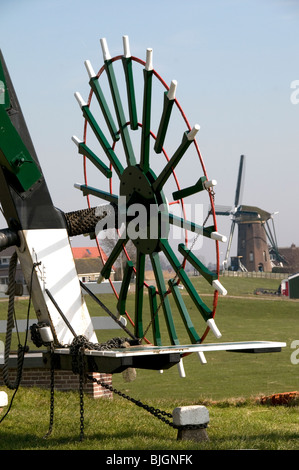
xmin=215 ymin=155 xmax=284 ymax=272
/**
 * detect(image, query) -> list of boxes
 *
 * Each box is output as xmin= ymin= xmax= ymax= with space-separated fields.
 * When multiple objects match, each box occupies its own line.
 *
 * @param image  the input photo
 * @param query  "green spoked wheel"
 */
xmin=72 ymin=36 xmax=227 ymax=348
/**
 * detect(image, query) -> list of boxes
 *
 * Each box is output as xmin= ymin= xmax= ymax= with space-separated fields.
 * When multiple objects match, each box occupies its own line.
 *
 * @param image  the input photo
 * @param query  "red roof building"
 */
xmin=71 ymin=246 xmax=108 ymax=261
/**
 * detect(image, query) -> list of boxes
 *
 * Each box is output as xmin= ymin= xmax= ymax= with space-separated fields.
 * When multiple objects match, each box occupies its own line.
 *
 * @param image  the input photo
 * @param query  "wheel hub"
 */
xmin=119 ymin=165 xmax=169 ymax=254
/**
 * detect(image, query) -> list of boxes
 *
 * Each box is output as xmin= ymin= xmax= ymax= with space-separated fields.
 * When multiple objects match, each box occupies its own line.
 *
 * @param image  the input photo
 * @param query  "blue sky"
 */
xmin=0 ymin=0 xmax=298 ymax=264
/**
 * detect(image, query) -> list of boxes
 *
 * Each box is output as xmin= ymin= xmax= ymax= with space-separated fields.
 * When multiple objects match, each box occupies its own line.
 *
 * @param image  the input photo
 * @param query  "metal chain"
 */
xmin=79 ymin=349 xmax=85 ymax=441
xmin=85 ymin=373 xmax=207 ymax=431
xmin=69 ymin=335 xmax=134 ymax=441
xmin=43 ymin=335 xmax=207 ymax=438
xmin=43 ymin=348 xmax=55 ymax=439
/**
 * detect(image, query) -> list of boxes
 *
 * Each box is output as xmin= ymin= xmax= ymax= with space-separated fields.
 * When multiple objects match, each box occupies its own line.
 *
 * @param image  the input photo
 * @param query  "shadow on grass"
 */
xmin=210 ymin=430 xmax=299 ymax=450
xmin=1 ymin=424 xmax=298 ymax=451
xmin=0 ymin=427 xmax=178 ymax=451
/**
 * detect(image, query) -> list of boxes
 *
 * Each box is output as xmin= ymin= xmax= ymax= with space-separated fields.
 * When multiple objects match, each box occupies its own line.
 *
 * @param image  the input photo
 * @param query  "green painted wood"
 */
xmin=150 ymin=251 xmax=179 ymax=345
xmin=135 ymin=250 xmax=146 ymax=338
xmin=78 ymin=142 xmax=112 ymax=178
xmin=0 ymin=105 xmax=41 ymax=192
xmin=82 ymin=105 xmax=124 ymax=177
xmin=117 ymin=260 xmax=134 ymax=317
xmin=122 ymin=57 xmax=138 ymax=130
xmin=89 ymin=77 xmax=120 ymax=142
xmin=154 ymin=91 xmax=175 ymax=154
xmin=100 ymin=235 xmax=129 ymax=280
xmin=159 ymin=239 xmax=212 ymax=322
xmin=153 ymin=131 xmax=193 ymax=192
xmin=105 ymin=59 xmax=137 ymax=166
xmin=168 ymin=213 xmax=215 ymax=240
xmin=178 ymin=243 xmax=217 ymax=285
xmin=76 ymin=184 xmax=118 ymax=205
xmin=0 ymin=58 xmax=10 ymax=109
xmin=172 ymin=176 xmax=207 ymax=200
xmin=148 ymin=285 xmax=162 ymax=346
xmin=168 ymin=278 xmax=201 ymax=343
xmin=140 ymin=69 xmax=153 ymax=173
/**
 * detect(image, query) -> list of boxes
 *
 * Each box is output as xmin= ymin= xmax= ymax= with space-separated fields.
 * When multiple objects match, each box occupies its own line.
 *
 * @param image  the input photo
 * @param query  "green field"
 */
xmin=1 ymin=275 xmax=298 ymax=401
xmin=0 ymin=276 xmax=298 ymax=450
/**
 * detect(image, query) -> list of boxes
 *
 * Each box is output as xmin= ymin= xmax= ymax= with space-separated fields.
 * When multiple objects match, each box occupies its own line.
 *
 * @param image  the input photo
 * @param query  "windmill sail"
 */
xmin=234 ymin=154 xmax=245 ymax=209
xmin=216 ymin=155 xmax=283 ymax=271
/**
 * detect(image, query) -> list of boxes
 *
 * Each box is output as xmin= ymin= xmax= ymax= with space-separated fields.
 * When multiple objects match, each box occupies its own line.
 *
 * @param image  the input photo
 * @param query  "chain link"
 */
xmin=43 ymin=338 xmax=208 ymax=438
xmin=44 ymin=329 xmax=208 ymax=439
xmin=69 ymin=335 xmax=136 ymax=441
xmin=78 ymin=350 xmax=85 ymax=441
xmin=43 ymin=348 xmax=55 ymax=439
xmin=85 ymin=373 xmax=207 ymax=431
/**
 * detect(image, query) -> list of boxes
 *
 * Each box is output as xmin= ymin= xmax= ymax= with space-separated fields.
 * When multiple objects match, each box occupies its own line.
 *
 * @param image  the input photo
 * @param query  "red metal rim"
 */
xmin=82 ymin=54 xmax=220 ymax=342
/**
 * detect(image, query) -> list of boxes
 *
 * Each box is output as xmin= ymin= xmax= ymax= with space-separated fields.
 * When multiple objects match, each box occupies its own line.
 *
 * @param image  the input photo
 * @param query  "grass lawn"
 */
xmin=0 ymin=388 xmax=298 ymax=450
xmin=0 ymin=276 xmax=298 ymax=450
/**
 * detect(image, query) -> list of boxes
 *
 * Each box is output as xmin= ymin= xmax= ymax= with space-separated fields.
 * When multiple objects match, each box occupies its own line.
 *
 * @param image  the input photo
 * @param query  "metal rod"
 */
xmin=80 ymin=281 xmax=137 ymax=340
xmin=45 ymin=289 xmax=77 ymax=338
xmin=0 ymin=229 xmax=19 ymax=251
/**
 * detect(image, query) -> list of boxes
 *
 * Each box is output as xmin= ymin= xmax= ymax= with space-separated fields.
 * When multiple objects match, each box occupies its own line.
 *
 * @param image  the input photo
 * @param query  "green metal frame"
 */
xmin=0 ymin=104 xmax=41 ymax=192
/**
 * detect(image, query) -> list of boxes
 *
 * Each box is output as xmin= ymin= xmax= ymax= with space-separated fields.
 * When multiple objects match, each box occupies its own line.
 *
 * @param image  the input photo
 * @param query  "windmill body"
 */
xmin=235 ymin=205 xmax=272 ymax=272
xmin=216 ymin=155 xmax=278 ymax=272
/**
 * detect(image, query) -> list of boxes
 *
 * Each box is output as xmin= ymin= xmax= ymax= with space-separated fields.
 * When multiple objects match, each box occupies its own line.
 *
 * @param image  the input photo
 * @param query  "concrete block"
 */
xmin=172 ymin=405 xmax=209 ymax=426
xmin=173 ymin=405 xmax=210 ymax=442
xmin=0 ymin=391 xmax=8 ymax=407
xmin=177 ymin=427 xmax=209 ymax=442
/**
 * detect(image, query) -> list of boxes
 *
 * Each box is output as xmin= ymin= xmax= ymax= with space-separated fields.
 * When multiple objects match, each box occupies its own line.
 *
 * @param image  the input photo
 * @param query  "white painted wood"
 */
xmin=197 ymin=351 xmax=207 ymax=364
xmin=84 ymin=60 xmax=96 ymax=79
xmin=177 ymin=359 xmax=186 ymax=378
xmin=16 ymin=229 xmax=97 ymax=346
xmin=122 ymin=36 xmax=131 ymax=58
xmin=53 ymin=341 xmax=286 ymax=357
xmin=145 ymin=48 xmax=153 ymax=71
xmin=167 ymin=80 xmax=177 ymax=100
xmin=207 ymin=318 xmax=222 ymax=338
xmin=0 ymin=316 xmax=122 ymax=333
xmin=100 ymin=38 xmax=111 ymax=61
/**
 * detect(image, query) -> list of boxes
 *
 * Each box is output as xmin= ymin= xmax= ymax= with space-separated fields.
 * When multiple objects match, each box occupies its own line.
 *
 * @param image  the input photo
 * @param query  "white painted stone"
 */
xmin=172 ymin=405 xmax=209 ymax=426
xmin=0 ymin=391 xmax=8 ymax=407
